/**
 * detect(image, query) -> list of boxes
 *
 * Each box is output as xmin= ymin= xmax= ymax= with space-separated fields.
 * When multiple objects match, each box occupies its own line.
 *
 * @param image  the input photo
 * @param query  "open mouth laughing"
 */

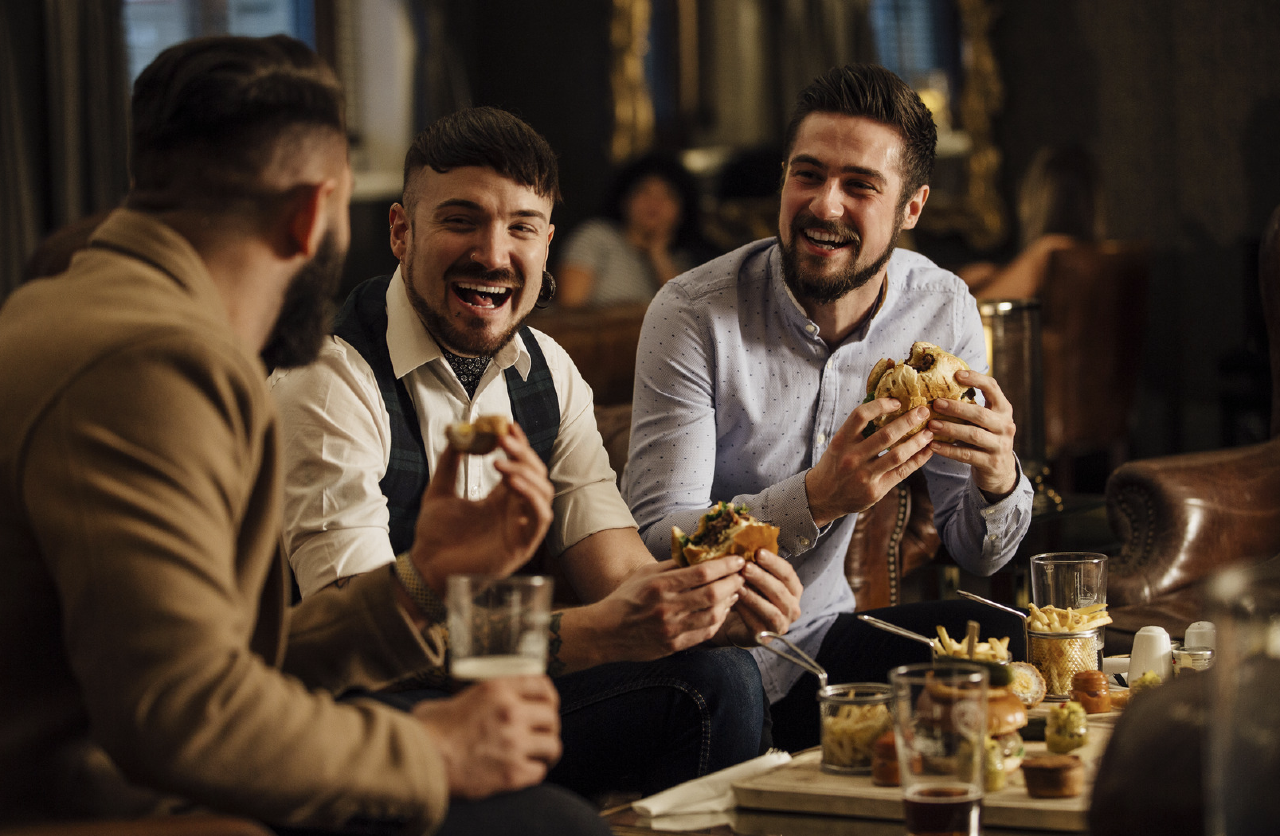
xmin=452 ymin=280 xmax=515 ymax=310
xmin=801 ymin=226 xmax=857 ymax=252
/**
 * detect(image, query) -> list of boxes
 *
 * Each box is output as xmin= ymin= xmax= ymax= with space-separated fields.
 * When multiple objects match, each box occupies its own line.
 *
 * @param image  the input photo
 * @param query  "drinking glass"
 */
xmin=1029 ymin=552 xmax=1107 ymax=610
xmin=446 ymin=575 xmax=553 ymax=681
xmin=889 ymin=662 xmax=988 ymax=836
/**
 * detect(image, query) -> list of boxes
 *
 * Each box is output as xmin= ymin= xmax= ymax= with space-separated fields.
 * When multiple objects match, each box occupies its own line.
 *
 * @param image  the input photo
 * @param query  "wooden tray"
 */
xmin=733 ymin=718 xmax=1113 ymax=832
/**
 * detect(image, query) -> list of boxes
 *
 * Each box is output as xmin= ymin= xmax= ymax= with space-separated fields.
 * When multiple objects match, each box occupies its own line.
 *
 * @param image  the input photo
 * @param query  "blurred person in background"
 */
xmin=557 ymin=151 xmax=718 ymax=308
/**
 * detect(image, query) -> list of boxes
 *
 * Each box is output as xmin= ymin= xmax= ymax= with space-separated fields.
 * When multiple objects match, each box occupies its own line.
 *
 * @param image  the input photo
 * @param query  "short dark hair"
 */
xmin=402 ymin=107 xmax=560 ymax=206
xmin=128 ymin=34 xmax=345 ymax=213
xmin=783 ymin=64 xmax=937 ymax=203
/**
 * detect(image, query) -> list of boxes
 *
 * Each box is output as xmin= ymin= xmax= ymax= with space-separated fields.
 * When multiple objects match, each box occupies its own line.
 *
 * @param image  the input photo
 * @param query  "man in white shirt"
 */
xmin=271 ymin=107 xmax=802 ymax=796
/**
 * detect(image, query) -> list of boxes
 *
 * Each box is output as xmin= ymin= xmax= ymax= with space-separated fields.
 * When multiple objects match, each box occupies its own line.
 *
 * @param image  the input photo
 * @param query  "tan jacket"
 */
xmin=0 ymin=210 xmax=448 ymax=831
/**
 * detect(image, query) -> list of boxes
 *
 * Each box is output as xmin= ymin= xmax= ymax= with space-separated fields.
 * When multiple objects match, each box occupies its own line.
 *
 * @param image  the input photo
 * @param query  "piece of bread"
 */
xmin=671 ymin=502 xmax=780 ymax=567
xmin=1021 ymin=754 xmax=1086 ymax=798
xmin=1009 ymin=662 xmax=1048 ymax=709
xmin=444 ymin=415 xmax=510 ymax=455
xmin=865 ymin=341 xmax=976 ymax=442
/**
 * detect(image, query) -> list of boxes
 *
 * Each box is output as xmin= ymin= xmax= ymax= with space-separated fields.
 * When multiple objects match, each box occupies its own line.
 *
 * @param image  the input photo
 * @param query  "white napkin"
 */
xmin=631 ymin=750 xmax=792 ymax=817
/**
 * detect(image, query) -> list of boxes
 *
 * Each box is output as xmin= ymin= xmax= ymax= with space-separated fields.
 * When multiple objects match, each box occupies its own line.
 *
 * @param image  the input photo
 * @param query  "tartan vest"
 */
xmin=332 ymin=275 xmax=560 ymax=554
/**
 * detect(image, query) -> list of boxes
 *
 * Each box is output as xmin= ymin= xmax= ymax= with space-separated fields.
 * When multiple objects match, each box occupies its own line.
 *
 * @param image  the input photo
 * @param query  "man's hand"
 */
xmin=409 ymin=422 xmax=555 ymax=594
xmin=586 ymin=555 xmax=748 ymax=663
xmin=413 ymin=675 xmax=561 ymax=799
xmin=804 ymin=398 xmax=936 ymax=528
xmin=718 ymin=549 xmax=804 ymax=646
xmin=927 ymin=368 xmax=1019 ymax=501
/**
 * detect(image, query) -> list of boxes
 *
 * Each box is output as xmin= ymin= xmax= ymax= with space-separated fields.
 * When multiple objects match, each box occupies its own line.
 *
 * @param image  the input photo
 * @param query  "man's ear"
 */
xmin=285 ymin=179 xmax=338 ymax=258
xmin=900 ymin=184 xmax=930 ymax=231
xmin=390 ymin=203 xmax=411 ymax=261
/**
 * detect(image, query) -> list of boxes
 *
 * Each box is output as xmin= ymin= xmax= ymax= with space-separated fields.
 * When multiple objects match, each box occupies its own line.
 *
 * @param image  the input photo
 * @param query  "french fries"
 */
xmin=1026 ymin=603 xmax=1112 ymax=634
xmin=934 ymin=625 xmax=1011 ymax=662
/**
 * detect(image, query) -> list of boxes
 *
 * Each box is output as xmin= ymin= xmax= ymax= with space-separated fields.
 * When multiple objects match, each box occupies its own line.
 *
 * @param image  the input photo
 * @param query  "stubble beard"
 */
xmin=260 ymin=230 xmax=346 ymax=370
xmin=404 ymin=254 xmax=533 ymax=358
xmin=779 ymin=215 xmax=902 ymax=307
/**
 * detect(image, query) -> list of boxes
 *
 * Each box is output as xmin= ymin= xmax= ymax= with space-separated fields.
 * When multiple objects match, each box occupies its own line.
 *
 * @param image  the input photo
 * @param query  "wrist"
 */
xmin=395 ymin=552 xmax=448 ymax=626
xmin=805 ymin=469 xmax=836 ymax=529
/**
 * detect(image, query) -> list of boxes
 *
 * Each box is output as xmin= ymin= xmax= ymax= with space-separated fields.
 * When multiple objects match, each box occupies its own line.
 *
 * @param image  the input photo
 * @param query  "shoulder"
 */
xmin=270 ymin=336 xmax=381 ymax=411
xmin=888 ymin=249 xmax=976 ymax=306
xmin=661 ymin=238 xmax=777 ymax=308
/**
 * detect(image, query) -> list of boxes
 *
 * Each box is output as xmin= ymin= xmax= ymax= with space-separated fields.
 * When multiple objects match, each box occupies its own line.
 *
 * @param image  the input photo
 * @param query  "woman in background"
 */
xmin=960 ymin=145 xmax=1104 ymax=299
xmin=557 ymin=152 xmax=716 ymax=308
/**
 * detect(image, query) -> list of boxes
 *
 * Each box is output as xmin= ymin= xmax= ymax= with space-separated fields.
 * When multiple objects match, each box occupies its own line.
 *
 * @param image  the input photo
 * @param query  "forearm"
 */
xmin=929 ymin=458 xmax=1033 ymax=576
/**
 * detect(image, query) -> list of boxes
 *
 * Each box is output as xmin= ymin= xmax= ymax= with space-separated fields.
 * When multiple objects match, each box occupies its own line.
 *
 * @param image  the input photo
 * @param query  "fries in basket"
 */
xmin=1027 ymin=603 xmax=1112 ymax=696
xmin=934 ymin=625 xmax=1011 ymax=662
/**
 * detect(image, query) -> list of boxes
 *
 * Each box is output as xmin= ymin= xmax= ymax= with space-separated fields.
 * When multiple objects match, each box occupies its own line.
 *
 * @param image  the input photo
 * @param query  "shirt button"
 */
xmin=806 ymin=324 xmax=817 ymax=334
xmin=826 ymin=359 xmax=834 ymax=370
xmin=799 ymin=537 xmax=811 ymax=547
xmin=816 ymin=433 xmax=827 ymax=445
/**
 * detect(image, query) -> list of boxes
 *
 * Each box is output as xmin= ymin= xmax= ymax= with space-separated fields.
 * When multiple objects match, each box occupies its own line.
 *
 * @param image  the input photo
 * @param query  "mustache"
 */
xmin=445 ymin=260 xmax=524 ymax=287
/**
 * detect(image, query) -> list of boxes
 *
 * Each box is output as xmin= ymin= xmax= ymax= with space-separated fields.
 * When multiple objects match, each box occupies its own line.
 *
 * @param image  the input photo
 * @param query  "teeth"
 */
xmin=456 ymin=282 xmax=510 ymax=294
xmin=805 ymin=229 xmax=849 ymax=245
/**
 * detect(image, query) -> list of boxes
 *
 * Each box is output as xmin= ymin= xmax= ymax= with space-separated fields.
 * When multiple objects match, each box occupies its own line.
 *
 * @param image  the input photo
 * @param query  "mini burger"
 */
xmin=864 ymin=341 xmax=977 ymax=442
xmin=444 ymin=415 xmax=510 ymax=455
xmin=671 ymin=502 xmax=780 ymax=567
xmin=916 ymin=676 xmax=1028 ymax=791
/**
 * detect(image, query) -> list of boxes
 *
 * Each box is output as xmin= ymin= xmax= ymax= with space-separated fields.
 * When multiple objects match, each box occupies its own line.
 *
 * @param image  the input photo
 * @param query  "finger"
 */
xmin=497 ymin=422 xmax=550 ymax=476
xmin=424 ymin=446 xmax=462 ymax=499
xmin=676 ymin=571 xmax=746 ymax=611
xmin=666 ymin=554 xmax=748 ymax=587
xmin=734 ymin=585 xmax=789 ymax=634
xmin=493 ymin=467 xmax=556 ymax=516
xmin=752 ymin=550 xmax=805 ymax=599
xmin=836 ymin=397 xmax=901 ymax=445
xmin=956 ymin=368 xmax=1011 ymax=412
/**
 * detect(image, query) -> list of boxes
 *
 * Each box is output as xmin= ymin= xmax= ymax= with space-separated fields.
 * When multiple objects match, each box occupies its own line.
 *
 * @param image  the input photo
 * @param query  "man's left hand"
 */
xmin=927 ymin=368 xmax=1019 ymax=502
xmin=718 ymin=549 xmax=804 ymax=646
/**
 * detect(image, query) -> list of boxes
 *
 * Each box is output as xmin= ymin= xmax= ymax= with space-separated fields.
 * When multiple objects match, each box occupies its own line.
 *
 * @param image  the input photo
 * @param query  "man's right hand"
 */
xmin=409 ymin=422 xmax=555 ymax=594
xmin=412 ymin=675 xmax=561 ymax=800
xmin=586 ymin=555 xmax=747 ymax=662
xmin=804 ymin=399 xmax=936 ymax=528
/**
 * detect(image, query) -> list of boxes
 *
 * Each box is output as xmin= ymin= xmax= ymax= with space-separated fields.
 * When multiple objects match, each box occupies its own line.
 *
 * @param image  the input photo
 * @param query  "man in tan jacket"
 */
xmin=0 ymin=35 xmax=607 ymax=836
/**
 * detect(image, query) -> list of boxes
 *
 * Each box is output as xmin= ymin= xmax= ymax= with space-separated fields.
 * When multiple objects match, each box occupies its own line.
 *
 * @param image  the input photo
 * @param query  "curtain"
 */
xmin=0 ymin=0 xmax=129 ymax=300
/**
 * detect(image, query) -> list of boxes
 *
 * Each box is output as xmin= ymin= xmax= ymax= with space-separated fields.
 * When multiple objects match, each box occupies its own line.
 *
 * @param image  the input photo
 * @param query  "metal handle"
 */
xmin=755 ymin=631 xmax=828 ymax=689
xmin=856 ymin=614 xmax=939 ymax=652
xmin=955 ymin=590 xmax=1030 ymax=663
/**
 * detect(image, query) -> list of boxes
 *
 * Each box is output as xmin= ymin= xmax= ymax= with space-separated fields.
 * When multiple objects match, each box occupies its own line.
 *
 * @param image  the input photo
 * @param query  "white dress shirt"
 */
xmin=270 ymin=268 xmax=636 ymax=597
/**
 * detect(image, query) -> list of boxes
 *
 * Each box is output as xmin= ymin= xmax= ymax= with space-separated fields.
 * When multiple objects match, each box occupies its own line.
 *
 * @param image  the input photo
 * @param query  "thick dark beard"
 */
xmin=780 ymin=217 xmax=902 ymax=306
xmin=404 ymin=257 xmax=532 ymax=358
xmin=260 ymin=231 xmax=345 ymax=370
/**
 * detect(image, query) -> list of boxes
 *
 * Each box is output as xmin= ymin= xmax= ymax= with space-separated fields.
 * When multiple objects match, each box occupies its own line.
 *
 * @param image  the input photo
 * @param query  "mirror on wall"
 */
xmin=615 ymin=0 xmax=1006 ymax=251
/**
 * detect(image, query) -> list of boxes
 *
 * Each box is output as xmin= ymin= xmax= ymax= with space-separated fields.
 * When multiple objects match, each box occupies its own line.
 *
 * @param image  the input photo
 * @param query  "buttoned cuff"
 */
xmin=759 ymin=470 xmax=822 ymax=557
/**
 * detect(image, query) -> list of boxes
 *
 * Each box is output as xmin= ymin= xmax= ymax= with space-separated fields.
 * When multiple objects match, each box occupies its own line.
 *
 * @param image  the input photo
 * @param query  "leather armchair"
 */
xmin=1102 ymin=205 xmax=1280 ymax=655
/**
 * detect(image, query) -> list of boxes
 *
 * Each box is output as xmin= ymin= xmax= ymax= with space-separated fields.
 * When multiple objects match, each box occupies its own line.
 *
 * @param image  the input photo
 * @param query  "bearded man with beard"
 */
xmin=623 ymin=64 xmax=1036 ymax=753
xmin=271 ymin=106 xmax=802 ymax=798
xmin=0 ymin=36 xmax=617 ymax=836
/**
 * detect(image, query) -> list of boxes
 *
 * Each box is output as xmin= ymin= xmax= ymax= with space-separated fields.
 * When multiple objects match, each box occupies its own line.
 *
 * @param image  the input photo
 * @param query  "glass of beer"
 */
xmin=889 ymin=662 xmax=989 ymax=836
xmin=447 ymin=575 xmax=553 ymax=681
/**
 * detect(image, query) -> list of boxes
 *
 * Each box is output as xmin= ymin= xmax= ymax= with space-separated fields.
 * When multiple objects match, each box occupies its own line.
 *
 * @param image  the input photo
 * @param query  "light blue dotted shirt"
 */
xmin=622 ymin=238 xmax=1033 ymax=703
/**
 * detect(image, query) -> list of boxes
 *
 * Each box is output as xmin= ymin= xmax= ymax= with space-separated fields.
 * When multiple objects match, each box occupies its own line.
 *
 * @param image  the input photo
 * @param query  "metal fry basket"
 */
xmin=1028 ymin=628 xmax=1102 ymax=698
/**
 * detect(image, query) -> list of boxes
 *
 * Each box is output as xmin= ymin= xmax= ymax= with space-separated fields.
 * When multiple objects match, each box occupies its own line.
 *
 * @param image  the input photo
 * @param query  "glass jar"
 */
xmin=818 ymin=682 xmax=893 ymax=774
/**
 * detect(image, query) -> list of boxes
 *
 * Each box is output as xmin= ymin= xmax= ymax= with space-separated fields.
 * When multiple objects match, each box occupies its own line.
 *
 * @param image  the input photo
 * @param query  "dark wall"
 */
xmin=989 ymin=0 xmax=1280 ymax=456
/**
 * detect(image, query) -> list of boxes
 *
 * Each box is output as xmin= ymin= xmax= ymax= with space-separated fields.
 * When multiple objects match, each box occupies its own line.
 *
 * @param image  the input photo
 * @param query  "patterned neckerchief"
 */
xmin=439 ymin=347 xmax=491 ymax=400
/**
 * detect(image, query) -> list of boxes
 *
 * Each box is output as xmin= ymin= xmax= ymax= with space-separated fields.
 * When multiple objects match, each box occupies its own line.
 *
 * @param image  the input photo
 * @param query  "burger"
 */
xmin=863 ymin=341 xmax=976 ymax=442
xmin=916 ymin=675 xmax=1028 ymax=791
xmin=671 ymin=502 xmax=780 ymax=567
xmin=444 ymin=415 xmax=510 ymax=455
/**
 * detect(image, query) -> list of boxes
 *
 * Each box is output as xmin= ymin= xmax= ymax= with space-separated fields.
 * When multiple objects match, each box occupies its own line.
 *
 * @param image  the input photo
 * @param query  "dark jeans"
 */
xmin=767 ymin=599 xmax=1029 ymax=753
xmin=548 ymin=646 xmax=766 ymax=797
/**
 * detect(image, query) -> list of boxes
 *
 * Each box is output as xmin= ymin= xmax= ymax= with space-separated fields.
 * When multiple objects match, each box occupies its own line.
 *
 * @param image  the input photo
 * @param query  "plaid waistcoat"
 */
xmin=332 ymin=275 xmax=560 ymax=554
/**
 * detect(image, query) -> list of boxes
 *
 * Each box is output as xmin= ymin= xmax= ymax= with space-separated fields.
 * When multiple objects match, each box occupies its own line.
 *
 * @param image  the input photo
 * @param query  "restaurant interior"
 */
xmin=4 ymin=1 xmax=1280 ymax=834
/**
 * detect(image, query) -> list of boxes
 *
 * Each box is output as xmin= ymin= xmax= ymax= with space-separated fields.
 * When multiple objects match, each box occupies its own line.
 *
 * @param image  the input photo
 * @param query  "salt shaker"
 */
xmin=1184 ymin=620 xmax=1216 ymax=651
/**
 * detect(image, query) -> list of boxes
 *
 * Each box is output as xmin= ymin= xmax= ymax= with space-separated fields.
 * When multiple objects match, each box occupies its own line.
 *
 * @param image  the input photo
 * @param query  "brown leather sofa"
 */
xmin=1102 ymin=206 xmax=1280 ymax=655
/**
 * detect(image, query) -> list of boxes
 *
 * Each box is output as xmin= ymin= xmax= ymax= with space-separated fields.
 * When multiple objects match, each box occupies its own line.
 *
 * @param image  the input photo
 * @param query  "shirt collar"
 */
xmin=386 ymin=266 xmax=531 ymax=381
xmin=767 ymin=242 xmax=893 ymax=347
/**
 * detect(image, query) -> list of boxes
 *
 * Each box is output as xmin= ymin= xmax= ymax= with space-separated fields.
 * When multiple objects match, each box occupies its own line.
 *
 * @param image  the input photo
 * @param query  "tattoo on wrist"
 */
xmin=547 ymin=611 xmax=565 ymax=678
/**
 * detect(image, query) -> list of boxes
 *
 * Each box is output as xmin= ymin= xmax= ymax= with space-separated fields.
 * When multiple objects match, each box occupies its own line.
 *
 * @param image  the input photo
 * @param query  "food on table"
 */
xmin=1008 ymin=662 xmax=1048 ymax=708
xmin=922 ymin=679 xmax=1027 ymax=787
xmin=870 ymin=730 xmax=900 ymax=786
xmin=934 ymin=625 xmax=1011 ymax=662
xmin=821 ymin=702 xmax=892 ymax=770
xmin=671 ymin=501 xmax=779 ymax=567
xmin=1045 ymin=701 xmax=1088 ymax=754
xmin=1027 ymin=603 xmax=1111 ymax=695
xmin=863 ymin=341 xmax=976 ymax=443
xmin=444 ymin=415 xmax=510 ymax=454
xmin=1130 ymin=669 xmax=1163 ymax=693
xmin=1109 ymin=687 xmax=1131 ymax=710
xmin=1069 ymin=670 xmax=1112 ymax=714
xmin=1021 ymin=754 xmax=1086 ymax=798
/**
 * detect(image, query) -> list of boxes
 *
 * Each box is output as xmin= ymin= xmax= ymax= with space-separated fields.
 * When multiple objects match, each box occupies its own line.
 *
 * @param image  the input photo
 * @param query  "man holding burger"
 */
xmin=624 ymin=63 xmax=1034 ymax=753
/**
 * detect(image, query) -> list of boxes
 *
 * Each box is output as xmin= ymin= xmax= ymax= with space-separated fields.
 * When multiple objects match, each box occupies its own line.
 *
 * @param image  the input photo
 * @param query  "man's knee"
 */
xmin=674 ymin=647 xmax=764 ymax=713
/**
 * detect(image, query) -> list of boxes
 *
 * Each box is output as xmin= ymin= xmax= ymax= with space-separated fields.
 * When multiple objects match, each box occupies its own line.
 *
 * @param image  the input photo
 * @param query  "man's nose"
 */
xmin=811 ymin=180 xmax=843 ymax=220
xmin=469 ymin=225 xmax=512 ymax=271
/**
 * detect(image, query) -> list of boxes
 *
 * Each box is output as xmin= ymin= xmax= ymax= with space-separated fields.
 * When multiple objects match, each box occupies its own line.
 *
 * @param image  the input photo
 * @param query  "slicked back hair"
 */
xmin=783 ymin=64 xmax=937 ymax=205
xmin=128 ymin=34 xmax=345 ymax=213
xmin=402 ymin=107 xmax=560 ymax=208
